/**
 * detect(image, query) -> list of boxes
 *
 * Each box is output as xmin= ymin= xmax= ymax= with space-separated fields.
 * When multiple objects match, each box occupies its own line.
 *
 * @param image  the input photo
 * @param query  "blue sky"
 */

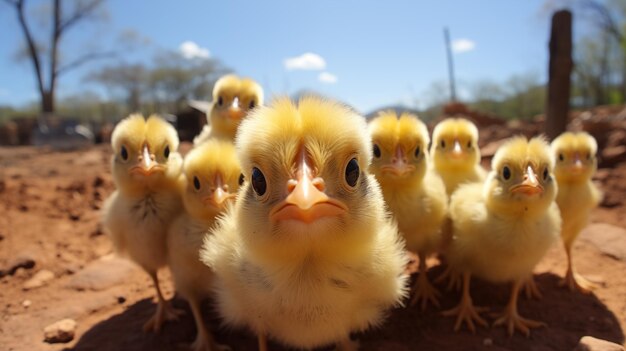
xmin=0 ymin=0 xmax=586 ymax=113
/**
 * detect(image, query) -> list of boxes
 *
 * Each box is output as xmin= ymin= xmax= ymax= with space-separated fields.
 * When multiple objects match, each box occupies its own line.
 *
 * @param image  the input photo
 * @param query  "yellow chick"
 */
xmin=167 ymin=140 xmax=241 ymax=351
xmin=430 ymin=117 xmax=486 ymax=196
xmin=201 ymin=97 xmax=408 ymax=351
xmin=430 ymin=118 xmax=486 ymax=292
xmin=368 ymin=111 xmax=448 ymax=310
xmin=102 ymin=114 xmax=184 ymax=332
xmin=551 ymin=131 xmax=602 ymax=293
xmin=193 ymin=74 xmax=264 ymax=145
xmin=444 ymin=136 xmax=561 ymax=336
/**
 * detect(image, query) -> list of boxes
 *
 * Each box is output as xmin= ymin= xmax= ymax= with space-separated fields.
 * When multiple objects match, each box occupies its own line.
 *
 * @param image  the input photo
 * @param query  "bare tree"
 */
xmin=2 ymin=0 xmax=114 ymax=114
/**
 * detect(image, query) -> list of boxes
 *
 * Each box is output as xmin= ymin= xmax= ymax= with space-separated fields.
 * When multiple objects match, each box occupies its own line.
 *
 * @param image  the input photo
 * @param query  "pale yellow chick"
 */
xmin=368 ymin=111 xmax=447 ymax=310
xmin=430 ymin=117 xmax=486 ymax=196
xmin=193 ymin=74 xmax=264 ymax=145
xmin=102 ymin=114 xmax=184 ymax=332
xmin=551 ymin=131 xmax=602 ymax=293
xmin=167 ymin=140 xmax=241 ymax=351
xmin=201 ymin=97 xmax=408 ymax=351
xmin=444 ymin=136 xmax=561 ymax=336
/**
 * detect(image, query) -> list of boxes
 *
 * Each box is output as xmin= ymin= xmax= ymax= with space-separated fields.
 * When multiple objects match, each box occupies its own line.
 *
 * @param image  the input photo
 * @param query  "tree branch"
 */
xmin=58 ymin=0 xmax=104 ymax=34
xmin=56 ymin=51 xmax=116 ymax=77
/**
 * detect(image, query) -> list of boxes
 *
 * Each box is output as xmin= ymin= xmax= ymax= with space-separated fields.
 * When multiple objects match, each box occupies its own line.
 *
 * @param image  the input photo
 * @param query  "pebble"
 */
xmin=574 ymin=336 xmax=624 ymax=351
xmin=23 ymin=269 xmax=55 ymax=290
xmin=22 ymin=299 xmax=31 ymax=308
xmin=0 ymin=253 xmax=36 ymax=277
xmin=483 ymin=338 xmax=493 ymax=346
xmin=43 ymin=318 xmax=77 ymax=344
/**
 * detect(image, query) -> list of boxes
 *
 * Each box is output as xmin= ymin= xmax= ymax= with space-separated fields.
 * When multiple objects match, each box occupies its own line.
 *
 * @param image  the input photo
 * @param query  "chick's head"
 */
xmin=431 ymin=118 xmax=481 ymax=172
xmin=111 ymin=114 xmax=182 ymax=194
xmin=182 ymin=140 xmax=242 ymax=220
xmin=551 ymin=132 xmax=597 ymax=182
xmin=368 ymin=111 xmax=429 ymax=187
xmin=235 ymin=97 xmax=383 ymax=261
xmin=210 ymin=74 xmax=243 ymax=136
xmin=485 ymin=136 xmax=556 ymax=217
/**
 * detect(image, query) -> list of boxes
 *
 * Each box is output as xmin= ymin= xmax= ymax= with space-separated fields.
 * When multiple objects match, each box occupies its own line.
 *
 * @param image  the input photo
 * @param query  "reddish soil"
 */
xmin=1 ymin=139 xmax=625 ymax=351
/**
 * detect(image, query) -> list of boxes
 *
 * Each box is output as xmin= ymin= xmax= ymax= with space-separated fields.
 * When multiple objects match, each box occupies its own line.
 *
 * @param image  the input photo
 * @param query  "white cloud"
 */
xmin=179 ymin=41 xmax=210 ymax=59
xmin=284 ymin=52 xmax=326 ymax=71
xmin=318 ymin=72 xmax=337 ymax=84
xmin=452 ymin=39 xmax=476 ymax=54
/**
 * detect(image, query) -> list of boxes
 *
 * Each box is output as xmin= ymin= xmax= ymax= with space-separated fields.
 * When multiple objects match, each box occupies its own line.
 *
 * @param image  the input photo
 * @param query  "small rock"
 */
xmin=43 ymin=318 xmax=77 ymax=344
xmin=66 ymin=257 xmax=135 ymax=291
xmin=117 ymin=296 xmax=126 ymax=304
xmin=594 ymin=168 xmax=611 ymax=182
xmin=0 ymin=253 xmax=36 ymax=278
xmin=483 ymin=338 xmax=493 ymax=346
xmin=580 ymin=223 xmax=626 ymax=261
xmin=601 ymin=146 xmax=626 ymax=167
xmin=23 ymin=269 xmax=55 ymax=290
xmin=22 ymin=299 xmax=31 ymax=308
xmin=574 ymin=336 xmax=624 ymax=351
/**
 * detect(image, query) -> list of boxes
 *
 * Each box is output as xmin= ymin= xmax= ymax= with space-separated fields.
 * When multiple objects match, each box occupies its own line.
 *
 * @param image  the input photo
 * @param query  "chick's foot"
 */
xmin=522 ymin=276 xmax=543 ymax=300
xmin=410 ymin=272 xmax=440 ymax=310
xmin=142 ymin=300 xmax=185 ymax=333
xmin=559 ymin=268 xmax=595 ymax=294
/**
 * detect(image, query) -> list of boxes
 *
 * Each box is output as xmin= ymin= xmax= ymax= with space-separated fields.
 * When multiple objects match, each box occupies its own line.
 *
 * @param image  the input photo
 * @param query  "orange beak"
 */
xmin=203 ymin=173 xmax=235 ymax=208
xmin=130 ymin=144 xmax=161 ymax=176
xmin=269 ymin=149 xmax=347 ymax=223
xmin=228 ymin=98 xmax=244 ymax=120
xmin=511 ymin=165 xmax=543 ymax=196
xmin=381 ymin=146 xmax=413 ymax=176
xmin=572 ymin=152 xmax=583 ymax=172
xmin=451 ymin=139 xmax=463 ymax=157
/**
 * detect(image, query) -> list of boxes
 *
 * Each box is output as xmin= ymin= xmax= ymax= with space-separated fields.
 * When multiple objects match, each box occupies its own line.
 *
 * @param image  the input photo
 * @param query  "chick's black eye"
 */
xmin=164 ymin=145 xmax=170 ymax=159
xmin=467 ymin=141 xmax=472 ymax=148
xmin=440 ymin=140 xmax=446 ymax=148
xmin=543 ymin=168 xmax=549 ymax=180
xmin=217 ymin=96 xmax=224 ymax=106
xmin=345 ymin=158 xmax=360 ymax=187
xmin=414 ymin=147 xmax=420 ymax=157
xmin=586 ymin=153 xmax=591 ymax=160
xmin=373 ymin=144 xmax=381 ymax=158
xmin=251 ymin=167 xmax=266 ymax=196
xmin=193 ymin=176 xmax=201 ymax=190
xmin=120 ymin=146 xmax=128 ymax=161
xmin=238 ymin=173 xmax=244 ymax=186
xmin=502 ymin=166 xmax=511 ymax=180
xmin=249 ymin=100 xmax=256 ymax=109
xmin=559 ymin=153 xmax=564 ymax=161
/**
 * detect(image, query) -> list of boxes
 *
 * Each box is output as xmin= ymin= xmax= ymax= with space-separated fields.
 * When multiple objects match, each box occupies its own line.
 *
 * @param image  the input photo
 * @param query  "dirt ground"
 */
xmin=1 ymin=139 xmax=625 ymax=351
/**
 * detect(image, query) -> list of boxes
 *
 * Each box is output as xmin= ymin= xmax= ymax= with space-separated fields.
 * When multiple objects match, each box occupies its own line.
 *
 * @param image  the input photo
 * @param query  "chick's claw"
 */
xmin=522 ymin=277 xmax=543 ymax=300
xmin=410 ymin=274 xmax=440 ymax=310
xmin=142 ymin=301 xmax=185 ymax=333
xmin=442 ymin=299 xmax=488 ymax=333
xmin=493 ymin=309 xmax=546 ymax=337
xmin=559 ymin=269 xmax=596 ymax=294
xmin=435 ymin=266 xmax=463 ymax=292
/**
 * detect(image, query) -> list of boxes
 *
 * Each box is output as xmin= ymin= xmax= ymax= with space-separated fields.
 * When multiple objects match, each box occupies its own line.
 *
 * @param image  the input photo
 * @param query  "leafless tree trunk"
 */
xmin=2 ymin=0 xmax=113 ymax=114
xmin=546 ymin=10 xmax=573 ymax=141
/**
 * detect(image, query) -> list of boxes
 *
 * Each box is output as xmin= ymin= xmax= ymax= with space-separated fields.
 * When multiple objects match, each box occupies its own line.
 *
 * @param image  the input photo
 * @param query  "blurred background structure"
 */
xmin=0 ymin=0 xmax=625 ymax=147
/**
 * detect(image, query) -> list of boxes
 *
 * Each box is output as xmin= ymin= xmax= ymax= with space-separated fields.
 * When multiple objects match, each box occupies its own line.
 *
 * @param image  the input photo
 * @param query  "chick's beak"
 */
xmin=270 ymin=150 xmax=347 ymax=223
xmin=452 ymin=140 xmax=463 ymax=156
xmin=511 ymin=165 xmax=543 ymax=195
xmin=228 ymin=98 xmax=243 ymax=120
xmin=572 ymin=152 xmax=583 ymax=171
xmin=203 ymin=173 xmax=235 ymax=208
xmin=130 ymin=144 xmax=159 ymax=176
xmin=381 ymin=146 xmax=412 ymax=176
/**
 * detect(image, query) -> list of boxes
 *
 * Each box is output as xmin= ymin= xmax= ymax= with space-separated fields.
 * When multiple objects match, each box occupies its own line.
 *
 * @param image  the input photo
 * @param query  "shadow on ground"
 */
xmin=67 ymin=268 xmax=624 ymax=351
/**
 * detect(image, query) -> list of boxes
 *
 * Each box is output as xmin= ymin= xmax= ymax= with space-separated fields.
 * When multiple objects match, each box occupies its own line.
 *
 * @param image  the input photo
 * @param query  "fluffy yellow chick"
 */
xmin=193 ymin=74 xmax=264 ymax=145
xmin=201 ymin=97 xmax=408 ymax=351
xmin=430 ymin=118 xmax=486 ymax=292
xmin=430 ymin=117 xmax=486 ymax=196
xmin=102 ymin=114 xmax=184 ymax=332
xmin=551 ymin=131 xmax=602 ymax=293
xmin=444 ymin=136 xmax=561 ymax=336
xmin=167 ymin=140 xmax=241 ymax=351
xmin=368 ymin=111 xmax=447 ymax=309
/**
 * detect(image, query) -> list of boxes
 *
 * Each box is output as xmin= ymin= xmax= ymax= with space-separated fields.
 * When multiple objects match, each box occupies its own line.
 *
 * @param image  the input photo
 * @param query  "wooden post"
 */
xmin=545 ymin=10 xmax=573 ymax=141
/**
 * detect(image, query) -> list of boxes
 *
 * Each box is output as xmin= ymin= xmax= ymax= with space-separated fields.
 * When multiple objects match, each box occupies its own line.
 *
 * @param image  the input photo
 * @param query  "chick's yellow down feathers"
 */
xmin=102 ymin=114 xmax=184 ymax=332
xmin=201 ymin=97 xmax=408 ymax=351
xmin=444 ymin=136 xmax=560 ymax=336
xmin=551 ymin=131 xmax=602 ymax=293
xmin=167 ymin=140 xmax=240 ymax=351
xmin=193 ymin=74 xmax=264 ymax=145
xmin=368 ymin=111 xmax=447 ymax=309
xmin=430 ymin=118 xmax=486 ymax=196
